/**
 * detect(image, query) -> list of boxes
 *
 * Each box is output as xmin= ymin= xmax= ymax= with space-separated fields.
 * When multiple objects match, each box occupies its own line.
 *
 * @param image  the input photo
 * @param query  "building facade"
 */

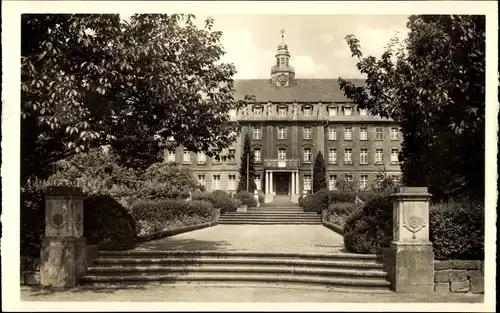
xmin=166 ymin=34 xmax=402 ymax=203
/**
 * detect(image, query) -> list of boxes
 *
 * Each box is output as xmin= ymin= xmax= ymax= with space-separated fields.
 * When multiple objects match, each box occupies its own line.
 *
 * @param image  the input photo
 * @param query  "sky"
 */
xmin=121 ymin=14 xmax=410 ymax=79
xmin=199 ymin=15 xmax=410 ymax=79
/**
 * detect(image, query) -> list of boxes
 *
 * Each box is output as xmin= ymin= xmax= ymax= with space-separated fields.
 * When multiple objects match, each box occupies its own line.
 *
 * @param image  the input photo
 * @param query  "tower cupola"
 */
xmin=271 ymin=29 xmax=295 ymax=87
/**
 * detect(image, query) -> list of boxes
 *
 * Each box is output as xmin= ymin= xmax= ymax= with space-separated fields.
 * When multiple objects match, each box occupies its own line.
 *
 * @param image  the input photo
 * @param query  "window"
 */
xmin=391 ymin=175 xmax=400 ymax=184
xmin=212 ymin=175 xmax=221 ymax=190
xmin=344 ymin=127 xmax=352 ymax=140
xmin=304 ymin=175 xmax=312 ymax=191
xmin=360 ymin=175 xmax=368 ymax=190
xmin=328 ymin=107 xmax=338 ymax=117
xmin=212 ymin=155 xmax=221 ymax=164
xmin=344 ymin=107 xmax=352 ymax=116
xmin=228 ymin=175 xmax=237 ymax=191
xmin=303 ymin=148 xmax=312 ymax=163
xmin=303 ymin=107 xmax=312 ymax=116
xmin=391 ymin=149 xmax=399 ymax=163
xmin=303 ymin=127 xmax=312 ymax=140
xmin=344 ymin=149 xmax=352 ymax=164
xmin=345 ymin=174 xmax=353 ymax=184
xmin=228 ymin=149 xmax=236 ymax=163
xmin=391 ymin=127 xmax=399 ymax=140
xmin=360 ymin=149 xmax=368 ymax=164
xmin=280 ymin=57 xmax=285 ymax=65
xmin=254 ymin=148 xmax=262 ymax=163
xmin=329 ymin=175 xmax=337 ymax=191
xmin=255 ymin=175 xmax=262 ymax=191
xmin=278 ymin=148 xmax=287 ymax=160
xmin=328 ymin=127 xmax=337 ymax=140
xmin=376 ymin=175 xmax=384 ymax=187
xmin=167 ymin=150 xmax=176 ymax=162
xmin=360 ymin=127 xmax=368 ymax=141
xmin=278 ymin=107 xmax=287 ymax=116
xmin=253 ymin=127 xmax=262 ymax=140
xmin=254 ymin=107 xmax=263 ymax=116
xmin=359 ymin=108 xmax=368 ymax=116
xmin=197 ymin=152 xmax=206 ymax=164
xmin=197 ymin=174 xmax=206 ymax=186
xmin=328 ymin=148 xmax=337 ymax=164
xmin=277 ymin=126 xmax=287 ymax=139
xmin=183 ymin=150 xmax=191 ymax=164
xmin=375 ymin=127 xmax=384 ymax=140
xmin=376 ymin=148 xmax=384 ymax=164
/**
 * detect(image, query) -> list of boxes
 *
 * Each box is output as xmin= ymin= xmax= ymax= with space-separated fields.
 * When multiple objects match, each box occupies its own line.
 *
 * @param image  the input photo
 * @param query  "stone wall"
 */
xmin=20 ymin=258 xmax=40 ymax=285
xmin=434 ymin=260 xmax=484 ymax=294
xmin=21 ymin=244 xmax=100 ymax=286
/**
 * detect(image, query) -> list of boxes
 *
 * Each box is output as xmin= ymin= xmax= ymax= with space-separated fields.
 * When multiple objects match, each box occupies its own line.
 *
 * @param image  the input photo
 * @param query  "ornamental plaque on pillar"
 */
xmin=388 ymin=187 xmax=434 ymax=293
xmin=40 ymin=186 xmax=88 ymax=288
xmin=45 ymin=187 xmax=85 ymax=238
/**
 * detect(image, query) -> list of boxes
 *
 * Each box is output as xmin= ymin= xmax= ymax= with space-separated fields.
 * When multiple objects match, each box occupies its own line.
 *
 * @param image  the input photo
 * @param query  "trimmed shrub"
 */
xmin=84 ymin=195 xmax=138 ymax=251
xmin=130 ymin=199 xmax=216 ymax=236
xmin=430 ymin=197 xmax=484 ymax=260
xmin=192 ymin=190 xmax=237 ymax=214
xmin=231 ymin=198 xmax=242 ymax=208
xmin=235 ymin=191 xmax=257 ymax=207
xmin=302 ymin=188 xmax=331 ymax=213
xmin=343 ymin=195 xmax=393 ymax=254
xmin=324 ymin=202 xmax=364 ymax=227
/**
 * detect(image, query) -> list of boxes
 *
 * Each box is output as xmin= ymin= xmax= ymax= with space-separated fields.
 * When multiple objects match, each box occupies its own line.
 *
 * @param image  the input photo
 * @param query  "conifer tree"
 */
xmin=313 ymin=151 xmax=327 ymax=193
xmin=237 ymin=134 xmax=257 ymax=193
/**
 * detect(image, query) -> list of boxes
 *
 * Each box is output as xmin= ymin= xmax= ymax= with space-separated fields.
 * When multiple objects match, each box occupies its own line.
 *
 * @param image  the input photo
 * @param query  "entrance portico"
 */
xmin=263 ymin=159 xmax=300 ymax=203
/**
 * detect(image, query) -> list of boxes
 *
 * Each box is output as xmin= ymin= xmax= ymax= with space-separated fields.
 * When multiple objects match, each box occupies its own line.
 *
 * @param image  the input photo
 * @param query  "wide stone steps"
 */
xmin=81 ymin=251 xmax=391 ymax=291
xmin=219 ymin=220 xmax=321 ymax=225
xmin=220 ymin=205 xmax=320 ymax=225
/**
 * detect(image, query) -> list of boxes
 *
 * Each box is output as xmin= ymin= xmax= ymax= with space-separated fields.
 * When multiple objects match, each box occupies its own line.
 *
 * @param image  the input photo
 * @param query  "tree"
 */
xmin=312 ymin=151 xmax=327 ymax=193
xmin=21 ymin=14 xmax=245 ymax=183
xmin=338 ymin=15 xmax=485 ymax=202
xmin=237 ymin=134 xmax=257 ymax=193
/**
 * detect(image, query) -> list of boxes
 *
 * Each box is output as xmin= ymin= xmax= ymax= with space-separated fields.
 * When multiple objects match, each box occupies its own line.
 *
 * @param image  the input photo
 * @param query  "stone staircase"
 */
xmin=219 ymin=203 xmax=322 ymax=225
xmin=81 ymin=250 xmax=391 ymax=291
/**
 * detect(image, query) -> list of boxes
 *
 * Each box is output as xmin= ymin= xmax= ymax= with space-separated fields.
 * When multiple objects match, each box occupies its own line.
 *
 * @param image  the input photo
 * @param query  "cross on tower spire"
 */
xmin=281 ymin=29 xmax=285 ymax=43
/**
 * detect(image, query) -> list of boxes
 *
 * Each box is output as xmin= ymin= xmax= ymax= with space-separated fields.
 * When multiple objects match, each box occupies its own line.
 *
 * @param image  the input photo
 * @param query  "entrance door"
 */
xmin=275 ymin=173 xmax=290 ymax=195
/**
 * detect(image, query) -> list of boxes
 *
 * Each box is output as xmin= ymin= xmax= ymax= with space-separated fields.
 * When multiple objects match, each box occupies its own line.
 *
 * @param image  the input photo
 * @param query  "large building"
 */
xmin=166 ymin=33 xmax=402 ymax=203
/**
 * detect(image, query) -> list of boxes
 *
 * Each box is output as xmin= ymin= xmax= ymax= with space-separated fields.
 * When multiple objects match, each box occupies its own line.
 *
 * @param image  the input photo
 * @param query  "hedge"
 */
xmin=130 ymin=199 xmax=217 ymax=236
xmin=84 ymin=195 xmax=138 ymax=251
xmin=301 ymin=189 xmax=388 ymax=214
xmin=343 ymin=195 xmax=485 ymax=260
xmin=343 ymin=195 xmax=393 ymax=254
xmin=192 ymin=190 xmax=237 ymax=214
xmin=235 ymin=191 xmax=257 ymax=207
xmin=21 ymin=190 xmax=45 ymax=259
xmin=429 ymin=197 xmax=484 ymax=260
xmin=324 ymin=202 xmax=364 ymax=227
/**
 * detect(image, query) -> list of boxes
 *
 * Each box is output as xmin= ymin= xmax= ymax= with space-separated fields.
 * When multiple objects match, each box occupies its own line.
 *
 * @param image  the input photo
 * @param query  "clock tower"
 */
xmin=271 ymin=30 xmax=295 ymax=87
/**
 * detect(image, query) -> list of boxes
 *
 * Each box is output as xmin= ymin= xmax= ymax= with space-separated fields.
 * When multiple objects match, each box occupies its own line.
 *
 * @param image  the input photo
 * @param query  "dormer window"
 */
xmin=303 ymin=107 xmax=312 ymax=116
xmin=359 ymin=108 xmax=368 ymax=116
xmin=254 ymin=106 xmax=263 ymax=116
xmin=328 ymin=106 xmax=338 ymax=117
xmin=278 ymin=107 xmax=287 ymax=117
xmin=344 ymin=107 xmax=352 ymax=116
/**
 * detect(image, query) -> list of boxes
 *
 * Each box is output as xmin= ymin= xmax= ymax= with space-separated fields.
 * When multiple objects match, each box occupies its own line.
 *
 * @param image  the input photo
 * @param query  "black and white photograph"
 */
xmin=1 ymin=1 xmax=497 ymax=311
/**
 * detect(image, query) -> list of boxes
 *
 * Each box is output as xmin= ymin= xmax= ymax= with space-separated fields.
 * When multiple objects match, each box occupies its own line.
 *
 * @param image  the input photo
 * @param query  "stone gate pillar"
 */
xmin=387 ymin=187 xmax=434 ymax=293
xmin=40 ymin=186 xmax=87 ymax=288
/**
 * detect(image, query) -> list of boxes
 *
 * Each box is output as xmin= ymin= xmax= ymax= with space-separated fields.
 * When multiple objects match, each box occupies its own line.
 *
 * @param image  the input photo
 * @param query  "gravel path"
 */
xmin=132 ymin=225 xmax=345 ymax=253
xmin=21 ymin=283 xmax=485 ymax=303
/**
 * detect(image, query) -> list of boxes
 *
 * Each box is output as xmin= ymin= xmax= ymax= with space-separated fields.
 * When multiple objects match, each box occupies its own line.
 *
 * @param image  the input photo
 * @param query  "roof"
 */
xmin=234 ymin=78 xmax=366 ymax=103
